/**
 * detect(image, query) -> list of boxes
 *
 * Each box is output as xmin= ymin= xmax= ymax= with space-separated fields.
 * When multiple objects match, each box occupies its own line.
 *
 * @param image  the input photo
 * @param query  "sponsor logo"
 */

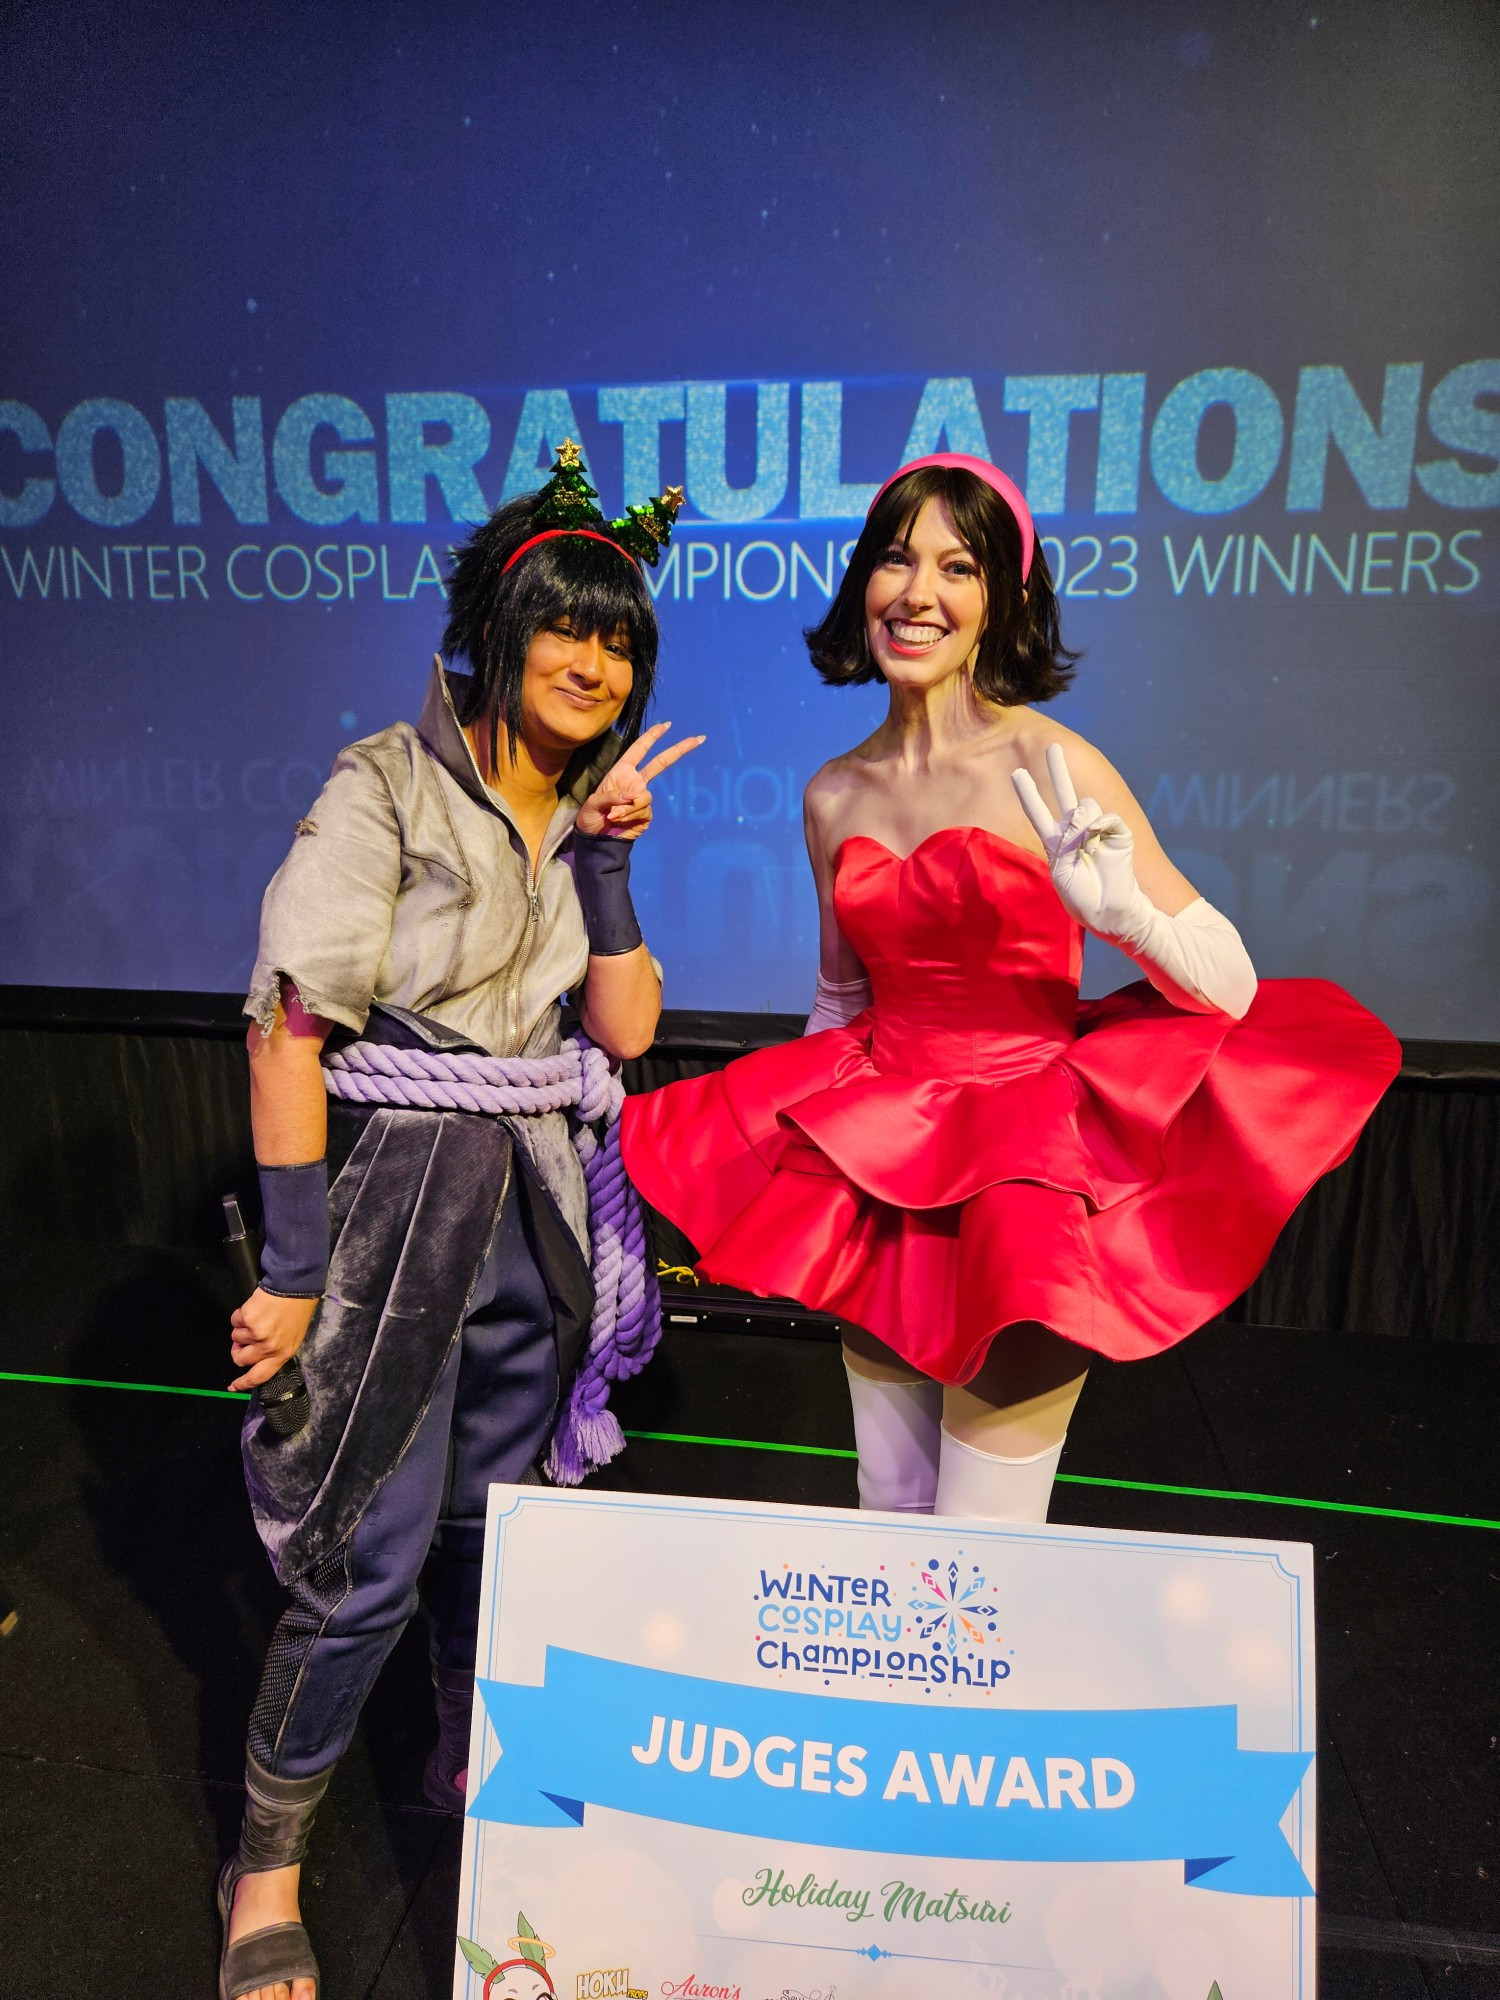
xmin=752 ymin=1556 xmax=1012 ymax=1689
xmin=576 ymin=1973 xmax=646 ymax=1999
xmin=659 ymin=1980 xmax=741 ymax=2000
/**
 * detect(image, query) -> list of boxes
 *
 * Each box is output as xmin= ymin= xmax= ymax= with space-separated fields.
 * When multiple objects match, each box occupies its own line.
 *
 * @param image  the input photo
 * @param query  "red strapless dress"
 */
xmin=622 ymin=828 xmax=1401 ymax=1380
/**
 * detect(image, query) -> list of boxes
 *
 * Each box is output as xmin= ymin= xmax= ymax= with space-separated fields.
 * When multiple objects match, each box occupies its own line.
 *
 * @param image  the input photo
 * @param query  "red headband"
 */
xmin=502 ymin=527 xmax=639 ymax=575
xmin=870 ymin=452 xmax=1035 ymax=581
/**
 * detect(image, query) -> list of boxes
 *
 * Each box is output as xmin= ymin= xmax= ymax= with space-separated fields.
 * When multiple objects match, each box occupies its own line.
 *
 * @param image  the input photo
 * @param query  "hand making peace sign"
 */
xmin=575 ymin=721 xmax=707 ymax=840
xmin=1011 ymin=740 xmax=1145 ymax=938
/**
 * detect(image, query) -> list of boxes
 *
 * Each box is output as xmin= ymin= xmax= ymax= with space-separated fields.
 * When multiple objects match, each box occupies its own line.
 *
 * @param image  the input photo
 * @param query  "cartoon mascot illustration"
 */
xmin=459 ymin=1911 xmax=556 ymax=1998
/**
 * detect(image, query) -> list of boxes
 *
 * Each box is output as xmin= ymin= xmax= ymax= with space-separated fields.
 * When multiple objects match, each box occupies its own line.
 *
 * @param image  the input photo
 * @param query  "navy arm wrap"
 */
xmin=257 ymin=1159 xmax=330 ymax=1298
xmin=573 ymin=832 xmax=644 ymax=957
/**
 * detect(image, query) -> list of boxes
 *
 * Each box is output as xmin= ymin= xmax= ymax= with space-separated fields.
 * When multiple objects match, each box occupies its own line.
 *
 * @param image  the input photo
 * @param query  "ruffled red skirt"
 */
xmin=621 ymin=980 xmax=1401 ymax=1380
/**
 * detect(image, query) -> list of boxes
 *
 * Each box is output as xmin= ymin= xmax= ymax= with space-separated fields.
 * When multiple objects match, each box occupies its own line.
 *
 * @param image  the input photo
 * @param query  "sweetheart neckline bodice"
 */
xmin=831 ymin=820 xmax=1084 ymax=1081
xmin=834 ymin=823 xmax=1050 ymax=873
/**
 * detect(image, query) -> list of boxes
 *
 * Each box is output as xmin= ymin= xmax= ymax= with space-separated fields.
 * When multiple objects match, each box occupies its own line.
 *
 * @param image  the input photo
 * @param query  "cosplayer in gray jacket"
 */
xmin=217 ymin=446 xmax=700 ymax=2000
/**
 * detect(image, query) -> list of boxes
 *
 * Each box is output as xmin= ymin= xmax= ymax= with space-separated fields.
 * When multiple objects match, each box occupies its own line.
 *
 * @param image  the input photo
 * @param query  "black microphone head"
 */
xmin=258 ymin=1361 xmax=311 ymax=1439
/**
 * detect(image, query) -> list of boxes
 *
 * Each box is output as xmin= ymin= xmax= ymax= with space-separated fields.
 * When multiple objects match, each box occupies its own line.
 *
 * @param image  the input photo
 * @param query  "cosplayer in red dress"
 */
xmin=624 ymin=453 xmax=1400 ymax=1524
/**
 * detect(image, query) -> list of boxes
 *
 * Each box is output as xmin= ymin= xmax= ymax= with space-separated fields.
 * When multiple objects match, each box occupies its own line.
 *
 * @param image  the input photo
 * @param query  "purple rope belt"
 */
xmin=321 ymin=1036 xmax=661 ymax=1486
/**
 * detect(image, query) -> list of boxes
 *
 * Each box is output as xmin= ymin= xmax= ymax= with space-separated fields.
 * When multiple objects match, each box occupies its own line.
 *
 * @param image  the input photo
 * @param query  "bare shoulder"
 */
xmin=804 ymin=745 xmax=874 ymax=818
xmin=1007 ymin=712 xmax=1132 ymax=810
xmin=803 ymin=754 xmax=843 ymax=808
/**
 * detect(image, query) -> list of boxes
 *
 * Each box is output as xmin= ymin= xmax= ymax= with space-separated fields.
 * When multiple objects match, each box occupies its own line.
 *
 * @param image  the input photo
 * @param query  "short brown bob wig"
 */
xmin=804 ymin=464 xmax=1078 ymax=704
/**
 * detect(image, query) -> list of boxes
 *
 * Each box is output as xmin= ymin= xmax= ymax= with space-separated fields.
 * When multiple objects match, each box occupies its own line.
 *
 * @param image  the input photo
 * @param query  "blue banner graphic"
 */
xmin=471 ymin=1648 xmax=1311 ymax=1898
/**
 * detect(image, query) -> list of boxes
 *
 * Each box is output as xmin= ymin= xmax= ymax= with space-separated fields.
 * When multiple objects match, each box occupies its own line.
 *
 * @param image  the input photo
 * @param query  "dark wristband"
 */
xmin=257 ymin=1159 xmax=330 ymax=1298
xmin=572 ymin=831 xmax=644 ymax=956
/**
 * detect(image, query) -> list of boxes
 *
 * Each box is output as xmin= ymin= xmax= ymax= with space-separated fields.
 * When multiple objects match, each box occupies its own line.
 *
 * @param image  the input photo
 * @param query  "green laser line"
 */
xmin=1053 ymin=1471 xmax=1499 ymax=1531
xmin=627 ymin=1428 xmax=859 ymax=1459
xmin=1 ymin=1375 xmax=1494 ymax=1530
xmin=0 ymin=1369 xmax=241 ymax=1400
xmin=619 ymin=1429 xmax=1500 ymax=1531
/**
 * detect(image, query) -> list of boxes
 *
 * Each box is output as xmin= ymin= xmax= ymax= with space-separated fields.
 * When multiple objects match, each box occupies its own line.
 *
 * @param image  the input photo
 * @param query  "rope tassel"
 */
xmin=322 ymin=1035 xmax=661 ymax=1483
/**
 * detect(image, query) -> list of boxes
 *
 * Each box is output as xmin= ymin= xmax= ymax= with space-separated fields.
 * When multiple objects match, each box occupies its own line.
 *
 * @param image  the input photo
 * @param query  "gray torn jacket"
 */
xmin=245 ymin=654 xmax=626 ymax=1251
xmin=240 ymin=657 xmax=629 ymax=1577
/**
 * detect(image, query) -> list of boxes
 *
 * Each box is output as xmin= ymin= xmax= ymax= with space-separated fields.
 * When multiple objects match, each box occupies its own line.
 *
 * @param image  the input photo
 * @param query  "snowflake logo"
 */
xmin=909 ymin=1559 xmax=1002 ymax=1655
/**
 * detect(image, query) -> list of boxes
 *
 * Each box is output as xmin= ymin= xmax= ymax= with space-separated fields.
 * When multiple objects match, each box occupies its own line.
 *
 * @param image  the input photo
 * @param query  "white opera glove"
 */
xmin=1013 ymin=743 xmax=1258 ymax=1020
xmin=805 ymin=969 xmax=873 ymax=1035
xmin=1110 ymin=893 xmax=1259 ymax=1020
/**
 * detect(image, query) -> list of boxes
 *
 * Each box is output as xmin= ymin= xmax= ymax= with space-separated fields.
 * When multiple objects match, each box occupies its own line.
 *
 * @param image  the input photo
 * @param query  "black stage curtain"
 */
xmin=2 ymin=987 xmax=1495 ymax=1343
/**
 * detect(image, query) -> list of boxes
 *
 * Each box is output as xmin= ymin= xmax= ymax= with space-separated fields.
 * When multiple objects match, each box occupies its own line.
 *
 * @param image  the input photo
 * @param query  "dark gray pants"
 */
xmin=246 ymin=1189 xmax=558 ymax=1779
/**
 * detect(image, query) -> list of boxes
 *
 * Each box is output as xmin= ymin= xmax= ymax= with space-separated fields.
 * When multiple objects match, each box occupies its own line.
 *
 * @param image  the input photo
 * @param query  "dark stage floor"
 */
xmin=1 ymin=1239 xmax=1496 ymax=1999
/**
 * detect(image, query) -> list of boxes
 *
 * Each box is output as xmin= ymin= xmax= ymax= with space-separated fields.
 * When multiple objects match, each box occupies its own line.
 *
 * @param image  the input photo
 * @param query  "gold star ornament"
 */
xmin=526 ymin=441 xmax=682 ymax=565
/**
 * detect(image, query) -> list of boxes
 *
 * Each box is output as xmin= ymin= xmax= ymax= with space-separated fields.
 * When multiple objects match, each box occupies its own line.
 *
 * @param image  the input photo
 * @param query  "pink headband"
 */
xmin=869 ymin=452 xmax=1035 ymax=581
xmin=502 ymin=527 xmax=638 ymax=575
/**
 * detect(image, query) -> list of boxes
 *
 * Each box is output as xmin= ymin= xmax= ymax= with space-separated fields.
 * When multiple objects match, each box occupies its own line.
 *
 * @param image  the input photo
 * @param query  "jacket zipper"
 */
xmin=505 ymin=825 xmax=567 ymax=1053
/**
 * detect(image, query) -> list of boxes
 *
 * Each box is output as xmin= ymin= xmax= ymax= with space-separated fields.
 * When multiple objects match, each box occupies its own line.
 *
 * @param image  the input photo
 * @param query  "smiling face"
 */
xmin=520 ymin=615 xmax=635 ymax=757
xmin=863 ymin=495 xmax=988 ymax=692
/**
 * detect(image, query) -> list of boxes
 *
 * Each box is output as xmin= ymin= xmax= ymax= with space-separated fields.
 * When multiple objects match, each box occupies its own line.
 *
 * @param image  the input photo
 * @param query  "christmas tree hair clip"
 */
xmin=503 ymin=439 xmax=684 ymax=573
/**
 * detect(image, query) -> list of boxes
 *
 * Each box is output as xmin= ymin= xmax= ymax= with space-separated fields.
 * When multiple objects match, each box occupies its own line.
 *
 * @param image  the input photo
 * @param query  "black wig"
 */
xmin=804 ymin=465 xmax=1078 ymax=704
xmin=442 ymin=494 xmax=660 ymax=774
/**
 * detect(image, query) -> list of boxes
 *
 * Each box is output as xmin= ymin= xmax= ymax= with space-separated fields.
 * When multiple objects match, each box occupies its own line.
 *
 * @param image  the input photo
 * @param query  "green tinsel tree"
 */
xmin=529 ymin=439 xmax=683 ymax=567
xmin=531 ymin=438 xmax=600 ymax=531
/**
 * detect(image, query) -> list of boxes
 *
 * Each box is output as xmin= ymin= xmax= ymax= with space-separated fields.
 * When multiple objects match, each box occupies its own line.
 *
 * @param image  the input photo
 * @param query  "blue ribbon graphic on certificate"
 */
xmin=470 ymin=1648 xmax=1311 ymax=1898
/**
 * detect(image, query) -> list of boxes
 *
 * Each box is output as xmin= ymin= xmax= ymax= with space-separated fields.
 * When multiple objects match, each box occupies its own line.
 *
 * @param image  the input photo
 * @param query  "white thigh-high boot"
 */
xmin=843 ymin=1367 xmax=943 ymax=1513
xmin=934 ymin=1428 xmax=1065 ymax=1523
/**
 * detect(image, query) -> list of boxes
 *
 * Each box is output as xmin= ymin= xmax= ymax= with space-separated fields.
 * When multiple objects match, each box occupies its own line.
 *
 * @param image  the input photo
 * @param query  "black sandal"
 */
xmin=217 ymin=1857 xmax=321 ymax=2000
xmin=217 ymin=1755 xmax=332 ymax=2000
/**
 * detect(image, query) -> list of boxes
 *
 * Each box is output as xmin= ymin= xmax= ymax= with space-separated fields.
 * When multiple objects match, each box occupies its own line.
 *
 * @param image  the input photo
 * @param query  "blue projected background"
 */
xmin=2 ymin=1 xmax=1496 ymax=1036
